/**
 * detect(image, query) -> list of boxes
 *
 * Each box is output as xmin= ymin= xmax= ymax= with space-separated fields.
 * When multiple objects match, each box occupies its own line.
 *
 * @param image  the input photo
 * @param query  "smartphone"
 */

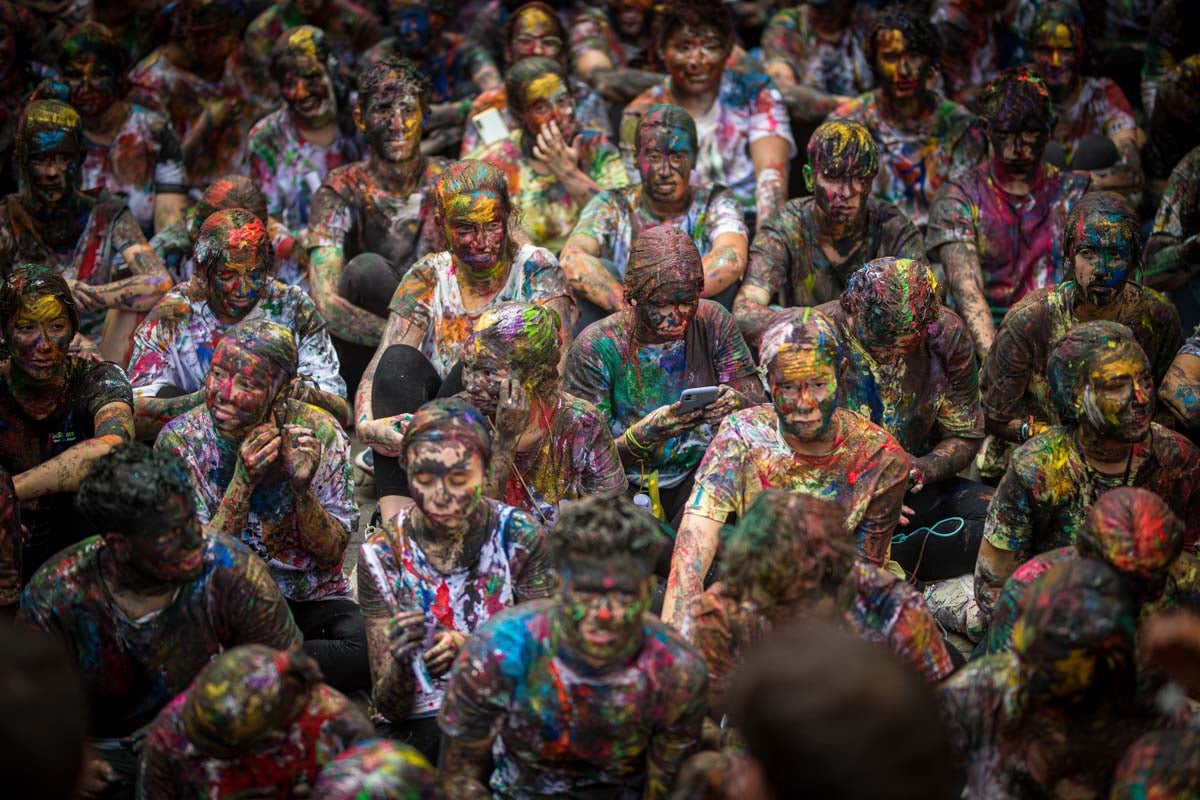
xmin=678 ymin=386 xmax=720 ymax=414
xmin=472 ymin=107 xmax=510 ymax=146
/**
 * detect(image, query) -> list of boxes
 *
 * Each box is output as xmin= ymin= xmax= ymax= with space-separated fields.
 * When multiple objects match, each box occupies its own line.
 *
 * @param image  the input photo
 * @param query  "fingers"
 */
xmin=899 ymin=504 xmax=915 ymax=527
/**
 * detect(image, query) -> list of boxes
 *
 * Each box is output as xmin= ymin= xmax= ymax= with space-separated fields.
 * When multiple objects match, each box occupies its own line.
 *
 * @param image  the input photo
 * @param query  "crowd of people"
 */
xmin=1 ymin=0 xmax=1199 ymax=797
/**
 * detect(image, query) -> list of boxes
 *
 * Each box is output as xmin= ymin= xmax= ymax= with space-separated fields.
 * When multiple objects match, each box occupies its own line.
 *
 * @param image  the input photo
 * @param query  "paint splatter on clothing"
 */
xmin=139 ymin=682 xmax=373 ymax=799
xmin=150 ymin=212 xmax=302 ymax=286
xmin=761 ymin=6 xmax=873 ymax=97
xmin=470 ymin=129 xmax=629 ymax=253
xmin=1110 ymin=730 xmax=1200 ymax=800
xmin=563 ymin=301 xmax=759 ymax=488
xmin=438 ymin=599 xmax=708 ymax=798
xmin=81 ymin=105 xmax=187 ymax=237
xmin=984 ymin=424 xmax=1200 ymax=559
xmin=830 ymin=92 xmax=987 ymax=227
xmin=746 ymin=197 xmax=924 ymax=307
xmin=1052 ymin=77 xmax=1138 ymax=163
xmin=15 ymin=533 xmax=302 ymax=738
xmin=932 ymin=0 xmax=1007 ymax=103
xmin=1146 ymin=143 xmax=1200 ymax=289
xmin=687 ymin=405 xmax=910 ymax=569
xmin=156 ymin=403 xmax=356 ymax=602
xmin=247 ymin=109 xmax=363 ymax=236
xmin=243 ymin=0 xmax=382 ymax=79
xmin=0 ymin=468 xmax=16 ymax=606
xmin=129 ymin=277 xmax=344 ymax=401
xmin=926 ymin=163 xmax=1091 ymax=326
xmin=388 ymin=244 xmax=572 ymax=379
xmin=621 ymin=71 xmax=796 ymax=214
xmin=569 ymin=7 xmax=652 ymax=72
xmin=571 ymin=184 xmax=747 ymax=282
xmin=460 ymin=78 xmax=612 ymax=156
xmin=357 ymin=501 xmax=554 ymax=719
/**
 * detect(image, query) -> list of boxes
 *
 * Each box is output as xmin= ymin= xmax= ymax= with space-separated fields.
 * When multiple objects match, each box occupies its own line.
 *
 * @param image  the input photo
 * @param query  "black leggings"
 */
xmin=375 ymin=716 xmax=443 ymax=764
xmin=371 ymin=344 xmax=465 ymax=497
xmin=333 ymin=252 xmax=407 ymax=399
xmin=889 ymin=476 xmax=993 ymax=582
xmin=287 ymin=597 xmax=371 ymax=693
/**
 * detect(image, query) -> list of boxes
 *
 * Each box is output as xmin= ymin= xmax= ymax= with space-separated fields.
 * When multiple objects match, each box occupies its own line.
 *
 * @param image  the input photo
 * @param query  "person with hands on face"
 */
xmin=357 ymin=397 xmax=555 ymax=762
xmin=569 ymin=0 xmax=664 ymax=105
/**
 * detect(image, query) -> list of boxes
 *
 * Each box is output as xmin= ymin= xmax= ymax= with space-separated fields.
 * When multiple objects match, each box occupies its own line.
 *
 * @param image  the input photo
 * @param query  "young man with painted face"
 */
xmin=59 ymin=22 xmax=187 ymax=237
xmin=662 ymin=308 xmax=911 ymax=631
xmin=139 ymin=644 xmax=374 ymax=799
xmin=829 ymin=7 xmax=987 ymax=229
xmin=974 ymin=322 xmax=1200 ymax=625
xmin=16 ymin=442 xmax=301 ymax=796
xmin=358 ymin=398 xmax=554 ymax=759
xmin=620 ymin=0 xmax=794 ymax=231
xmin=243 ymin=0 xmax=381 ymax=86
xmin=929 ymin=67 xmax=1091 ymax=358
xmin=0 ymin=265 xmax=133 ymax=589
xmin=733 ymin=119 xmax=924 ymax=346
xmin=563 ymin=226 xmax=764 ymax=527
xmin=0 ymin=100 xmax=171 ymax=363
xmin=1144 ymin=143 xmax=1200 ymax=333
xmin=438 ymin=495 xmax=707 ymax=800
xmin=247 ymin=26 xmax=363 ymax=239
xmin=569 ymin=0 xmax=664 ymax=104
xmin=130 ymin=209 xmax=346 ymax=439
xmin=562 ymin=104 xmax=748 ymax=320
xmin=156 ymin=320 xmax=365 ymax=692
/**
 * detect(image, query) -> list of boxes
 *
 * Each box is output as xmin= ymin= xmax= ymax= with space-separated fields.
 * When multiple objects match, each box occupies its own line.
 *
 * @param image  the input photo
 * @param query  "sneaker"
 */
xmin=354 ymin=448 xmax=375 ymax=476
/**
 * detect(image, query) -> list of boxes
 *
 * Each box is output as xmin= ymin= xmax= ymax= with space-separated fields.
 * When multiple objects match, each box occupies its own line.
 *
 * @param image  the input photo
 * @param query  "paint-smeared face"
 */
xmin=389 ymin=0 xmax=444 ymax=51
xmin=635 ymin=282 xmax=699 ymax=341
xmin=279 ymin=56 xmax=336 ymax=128
xmin=205 ymin=344 xmax=275 ymax=437
xmin=989 ymin=124 xmax=1049 ymax=182
xmin=1032 ymin=22 xmax=1081 ymax=94
xmin=874 ymin=29 xmax=929 ymax=101
xmin=637 ymin=122 xmax=696 ymax=207
xmin=6 ymin=295 xmax=71 ymax=380
xmin=1081 ymin=344 xmax=1154 ymax=442
xmin=662 ymin=24 xmax=728 ymax=96
xmin=560 ymin=556 xmax=649 ymax=667
xmin=611 ymin=0 xmax=653 ymax=39
xmin=24 ymin=128 xmax=81 ymax=208
xmin=407 ymin=439 xmax=485 ymax=531
xmin=442 ymin=191 xmax=507 ymax=272
xmin=62 ymin=53 xmax=120 ymax=119
xmin=205 ymin=239 xmax=270 ymax=323
xmin=508 ymin=7 xmax=563 ymax=62
xmin=516 ymin=72 xmax=575 ymax=140
xmin=361 ymin=78 xmax=423 ymax=162
xmin=768 ymin=344 xmax=839 ymax=442
xmin=122 ymin=493 xmax=206 ymax=582
xmin=1071 ymin=212 xmax=1134 ymax=306
xmin=462 ymin=351 xmax=511 ymax=417
xmin=812 ymin=171 xmax=871 ymax=225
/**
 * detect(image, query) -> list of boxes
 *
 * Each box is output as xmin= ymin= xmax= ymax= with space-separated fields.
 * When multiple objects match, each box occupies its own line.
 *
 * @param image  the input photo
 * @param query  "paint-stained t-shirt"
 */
xmin=761 ymin=5 xmax=873 ymax=97
xmin=16 ymin=533 xmax=302 ymax=738
xmin=439 ymin=600 xmax=708 ymax=799
xmin=563 ymin=301 xmax=760 ymax=488
xmin=1053 ymin=76 xmax=1138 ymax=162
xmin=388 ymin=244 xmax=572 ymax=379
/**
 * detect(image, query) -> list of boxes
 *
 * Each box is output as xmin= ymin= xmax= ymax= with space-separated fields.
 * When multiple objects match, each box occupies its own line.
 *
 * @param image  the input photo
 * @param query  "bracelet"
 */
xmin=624 ymin=426 xmax=653 ymax=455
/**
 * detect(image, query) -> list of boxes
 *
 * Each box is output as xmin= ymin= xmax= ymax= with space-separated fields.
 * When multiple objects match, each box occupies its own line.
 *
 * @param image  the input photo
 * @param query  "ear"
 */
xmin=353 ymin=103 xmax=365 ymax=133
xmin=803 ymin=163 xmax=814 ymax=193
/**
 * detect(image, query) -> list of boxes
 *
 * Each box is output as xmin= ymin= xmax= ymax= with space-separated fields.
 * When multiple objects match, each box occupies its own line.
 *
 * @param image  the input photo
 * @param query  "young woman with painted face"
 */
xmin=974 ymin=322 xmax=1200 ymax=626
xmin=438 ymin=494 xmax=707 ymax=800
xmin=570 ymin=0 xmax=665 ymax=104
xmin=663 ymin=308 xmax=910 ymax=631
xmin=357 ymin=398 xmax=554 ymax=760
xmin=563 ymin=103 xmax=748 ymax=324
xmin=620 ymin=0 xmax=794 ymax=232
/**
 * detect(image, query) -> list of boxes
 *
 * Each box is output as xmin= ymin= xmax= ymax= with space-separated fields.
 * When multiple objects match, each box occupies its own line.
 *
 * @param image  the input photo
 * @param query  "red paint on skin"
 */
xmin=204 ymin=343 xmax=275 ymax=438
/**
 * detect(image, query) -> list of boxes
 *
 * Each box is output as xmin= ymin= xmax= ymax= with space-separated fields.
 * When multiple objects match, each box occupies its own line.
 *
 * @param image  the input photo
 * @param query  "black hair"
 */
xmin=356 ymin=55 xmax=430 ymax=115
xmin=976 ymin=65 xmax=1055 ymax=132
xmin=865 ymin=6 xmax=942 ymax=78
xmin=75 ymin=442 xmax=196 ymax=539
xmin=554 ymin=495 xmax=666 ymax=576
xmin=654 ymin=0 xmax=734 ymax=53
xmin=0 ymin=263 xmax=81 ymax=340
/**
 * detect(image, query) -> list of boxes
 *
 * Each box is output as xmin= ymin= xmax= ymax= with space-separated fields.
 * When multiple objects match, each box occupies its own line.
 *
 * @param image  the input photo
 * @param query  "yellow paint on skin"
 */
xmin=874 ymin=29 xmax=907 ymax=83
xmin=26 ymin=104 xmax=80 ymax=129
xmin=770 ymin=344 xmax=836 ymax=382
xmin=444 ymin=192 xmax=502 ymax=225
xmin=525 ymin=73 xmax=567 ymax=104
xmin=15 ymin=295 xmax=67 ymax=325
xmin=516 ymin=7 xmax=555 ymax=36
xmin=1040 ymin=22 xmax=1076 ymax=50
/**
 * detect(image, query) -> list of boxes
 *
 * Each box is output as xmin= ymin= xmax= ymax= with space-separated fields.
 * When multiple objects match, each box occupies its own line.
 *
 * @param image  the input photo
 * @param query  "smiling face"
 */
xmin=406 ymin=438 xmax=486 ymax=532
xmin=118 ymin=493 xmax=206 ymax=582
xmin=661 ymin=24 xmax=728 ymax=97
xmin=359 ymin=77 xmax=423 ymax=163
xmin=1071 ymin=212 xmax=1135 ymax=306
xmin=279 ymin=55 xmax=336 ymax=128
xmin=507 ymin=6 xmax=563 ymax=62
xmin=62 ymin=52 xmax=121 ymax=119
xmin=441 ymin=190 xmax=508 ymax=274
xmin=6 ymin=294 xmax=72 ymax=381
xmin=204 ymin=343 xmax=276 ymax=438
xmin=874 ymin=29 xmax=929 ymax=102
xmin=559 ymin=556 xmax=649 ymax=668
xmin=636 ymin=121 xmax=696 ymax=209
xmin=1081 ymin=343 xmax=1154 ymax=443
xmin=767 ymin=344 xmax=839 ymax=442
xmin=1032 ymin=22 xmax=1081 ymax=97
xmin=515 ymin=71 xmax=575 ymax=140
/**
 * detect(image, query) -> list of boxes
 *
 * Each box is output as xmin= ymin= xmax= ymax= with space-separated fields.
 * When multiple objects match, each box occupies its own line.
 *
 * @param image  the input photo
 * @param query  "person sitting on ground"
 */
xmin=562 ymin=103 xmax=747 ymax=325
xmin=313 ymin=739 xmax=443 ymax=799
xmin=438 ymin=494 xmax=707 ymax=799
xmin=139 ymin=644 xmax=374 ymax=799
xmin=358 ymin=397 xmax=555 ymax=760
xmin=828 ymin=6 xmax=987 ymax=229
xmin=569 ymin=0 xmax=664 ymax=105
xmin=243 ymin=0 xmax=381 ymax=89
xmin=16 ymin=442 xmax=302 ymax=796
xmin=155 ymin=320 xmax=366 ymax=693
xmin=1160 ymin=328 xmax=1200 ymax=435
xmin=932 ymin=0 xmax=1010 ymax=105
xmin=663 ymin=308 xmax=911 ymax=631
xmin=0 ymin=265 xmax=133 ymax=586
xmin=563 ymin=225 xmax=764 ymax=528
xmin=733 ymin=120 xmax=924 ymax=346
xmin=620 ymin=0 xmax=794 ymax=231
xmin=1144 ymin=143 xmax=1200 ymax=332
xmin=130 ymin=208 xmax=346 ymax=440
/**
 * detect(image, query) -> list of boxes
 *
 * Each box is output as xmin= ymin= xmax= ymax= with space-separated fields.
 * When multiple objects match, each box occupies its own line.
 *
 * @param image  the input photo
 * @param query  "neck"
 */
xmin=670 ymin=80 xmax=719 ymax=117
xmin=878 ymin=88 xmax=929 ymax=125
xmin=290 ymin=111 xmax=339 ymax=147
xmin=455 ymin=254 xmax=511 ymax=298
xmin=84 ymin=101 xmax=129 ymax=141
xmin=413 ymin=500 xmax=489 ymax=568
xmin=368 ymin=150 xmax=424 ymax=194
xmin=1076 ymin=423 xmax=1137 ymax=469
xmin=781 ymin=413 xmax=841 ymax=457
xmin=1071 ymin=283 xmax=1125 ymax=321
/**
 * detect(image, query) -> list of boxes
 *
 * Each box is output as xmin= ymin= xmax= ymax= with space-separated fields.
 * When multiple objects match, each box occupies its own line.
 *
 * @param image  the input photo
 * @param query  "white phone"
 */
xmin=472 ymin=107 xmax=510 ymax=146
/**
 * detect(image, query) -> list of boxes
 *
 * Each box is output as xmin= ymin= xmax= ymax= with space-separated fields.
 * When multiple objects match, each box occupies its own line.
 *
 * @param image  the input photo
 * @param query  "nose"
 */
xmin=898 ymin=56 xmax=914 ymax=79
xmin=531 ymin=41 xmax=550 ymax=56
xmin=1050 ymin=49 xmax=1063 ymax=67
xmin=293 ymin=80 xmax=311 ymax=99
xmin=595 ymin=599 xmax=613 ymax=623
xmin=1134 ymin=382 xmax=1153 ymax=405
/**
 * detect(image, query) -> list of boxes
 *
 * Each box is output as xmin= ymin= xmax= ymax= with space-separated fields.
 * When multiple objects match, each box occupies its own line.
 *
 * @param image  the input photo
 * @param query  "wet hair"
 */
xmin=1075 ymin=487 xmax=1185 ymax=581
xmin=505 ymin=56 xmax=569 ymax=116
xmin=866 ymin=6 xmax=942 ymax=77
xmin=807 ymin=119 xmax=879 ymax=180
xmin=635 ymin=103 xmax=697 ymax=157
xmin=0 ymin=263 xmax=80 ymax=340
xmin=192 ymin=175 xmax=269 ymax=237
xmin=194 ymin=207 xmax=275 ymax=283
xmin=216 ymin=319 xmax=300 ymax=391
xmin=840 ymin=258 xmax=940 ymax=337
xmin=502 ymin=2 xmax=568 ymax=66
xmin=312 ymin=739 xmax=442 ymax=799
xmin=1029 ymin=2 xmax=1085 ymax=52
xmin=467 ymin=301 xmax=562 ymax=394
xmin=976 ymin=65 xmax=1055 ymax=132
xmin=16 ymin=100 xmax=84 ymax=165
xmin=729 ymin=621 xmax=957 ymax=800
xmin=75 ymin=441 xmax=196 ymax=539
xmin=1046 ymin=320 xmax=1141 ymax=423
xmin=1063 ymin=190 xmax=1142 ymax=278
xmin=555 ymin=495 xmax=666 ymax=577
xmin=402 ymin=396 xmax=493 ymax=468
xmin=654 ymin=0 xmax=734 ymax=54
xmin=433 ymin=158 xmax=514 ymax=225
xmin=357 ymin=55 xmax=429 ymax=115
xmin=623 ymin=224 xmax=704 ymax=301
xmin=59 ymin=21 xmax=131 ymax=99
xmin=759 ymin=307 xmax=843 ymax=377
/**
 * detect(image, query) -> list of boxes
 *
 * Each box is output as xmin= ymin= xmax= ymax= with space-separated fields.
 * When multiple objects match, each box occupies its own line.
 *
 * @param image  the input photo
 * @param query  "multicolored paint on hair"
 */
xmin=192 ymin=175 xmax=270 ymax=238
xmin=313 ymin=740 xmax=442 ymax=799
xmin=635 ymin=103 xmax=697 ymax=158
xmin=466 ymin=301 xmax=561 ymax=395
xmin=840 ymin=257 xmax=939 ymax=347
xmin=977 ymin=65 xmax=1056 ymax=133
xmin=402 ymin=396 xmax=493 ymax=467
xmin=1075 ymin=486 xmax=1185 ymax=580
xmin=806 ymin=119 xmax=879 ymax=180
xmin=623 ymin=224 xmax=704 ymax=301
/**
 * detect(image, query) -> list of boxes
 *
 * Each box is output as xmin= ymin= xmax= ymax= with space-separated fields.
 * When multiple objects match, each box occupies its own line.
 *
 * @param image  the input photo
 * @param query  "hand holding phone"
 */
xmin=677 ymin=386 xmax=720 ymax=414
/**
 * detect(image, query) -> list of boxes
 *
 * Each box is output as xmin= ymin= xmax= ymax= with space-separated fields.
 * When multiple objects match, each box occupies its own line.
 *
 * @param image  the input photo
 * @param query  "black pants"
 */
xmin=287 ymin=597 xmax=371 ymax=693
xmin=332 ymin=252 xmax=407 ymax=400
xmin=375 ymin=716 xmax=443 ymax=764
xmin=889 ymin=476 xmax=993 ymax=582
xmin=371 ymin=344 xmax=465 ymax=497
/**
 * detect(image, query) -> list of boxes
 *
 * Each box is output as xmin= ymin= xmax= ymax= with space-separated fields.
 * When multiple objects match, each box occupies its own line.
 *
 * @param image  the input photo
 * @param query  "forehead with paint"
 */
xmin=196 ymin=208 xmax=274 ymax=321
xmin=867 ymin=8 xmax=940 ymax=85
xmin=313 ymin=741 xmax=441 ymax=800
xmin=761 ymin=308 xmax=842 ymax=387
xmin=1065 ymin=191 xmax=1140 ymax=288
xmin=402 ymin=397 xmax=492 ymax=473
xmin=17 ymin=100 xmax=84 ymax=162
xmin=59 ymin=22 xmax=127 ymax=100
xmin=1075 ymin=487 xmax=1184 ymax=582
xmin=271 ymin=24 xmax=333 ymax=82
xmin=506 ymin=2 xmax=566 ymax=62
xmin=636 ymin=104 xmax=698 ymax=159
xmin=356 ymin=56 xmax=428 ymax=132
xmin=434 ymin=159 xmax=510 ymax=227
xmin=0 ymin=263 xmax=80 ymax=338
xmin=841 ymin=258 xmax=939 ymax=351
xmin=506 ymin=56 xmax=573 ymax=133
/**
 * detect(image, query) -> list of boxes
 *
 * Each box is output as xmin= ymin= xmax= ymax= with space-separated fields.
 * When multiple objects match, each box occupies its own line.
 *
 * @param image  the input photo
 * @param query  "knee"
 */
xmin=338 ymin=252 xmax=397 ymax=317
xmin=373 ymin=345 xmax=442 ymax=412
xmin=327 ymin=603 xmax=368 ymax=646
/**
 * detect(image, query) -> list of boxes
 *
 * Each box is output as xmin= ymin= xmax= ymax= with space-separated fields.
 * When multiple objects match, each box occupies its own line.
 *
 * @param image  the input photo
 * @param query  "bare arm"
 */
xmin=13 ymin=402 xmax=132 ymax=500
xmin=364 ymin=613 xmax=419 ymax=724
xmin=152 ymin=192 xmax=188 ymax=235
xmin=559 ymin=234 xmax=625 ymax=312
xmin=732 ymin=283 xmax=774 ymax=347
xmin=974 ymin=539 xmax=1023 ymax=625
xmin=308 ymin=246 xmax=387 ymax=346
xmin=941 ymin=242 xmax=995 ymax=357
xmin=72 ymin=245 xmax=172 ymax=313
xmin=913 ymin=436 xmax=980 ymax=487
xmin=293 ymin=487 xmax=350 ymax=568
xmin=439 ymin=736 xmax=494 ymax=800
xmin=662 ymin=512 xmax=724 ymax=632
xmin=749 ymin=137 xmax=791 ymax=231
xmin=1087 ymin=128 xmax=1145 ymax=194
xmin=134 ymin=389 xmax=205 ymax=441
xmin=700 ymin=232 xmax=748 ymax=298
xmin=1144 ymin=232 xmax=1200 ymax=291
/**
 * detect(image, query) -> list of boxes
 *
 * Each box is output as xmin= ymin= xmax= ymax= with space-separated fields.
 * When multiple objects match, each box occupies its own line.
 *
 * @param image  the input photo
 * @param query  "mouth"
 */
xmin=177 ymin=549 xmax=203 ymax=572
xmin=893 ymin=77 xmax=918 ymax=93
xmin=582 ymin=627 xmax=618 ymax=649
xmin=294 ymin=96 xmax=323 ymax=115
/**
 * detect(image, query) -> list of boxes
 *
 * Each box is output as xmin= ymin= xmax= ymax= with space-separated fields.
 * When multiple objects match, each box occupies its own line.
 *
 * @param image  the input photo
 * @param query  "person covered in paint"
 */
xmin=733 ymin=119 xmax=925 ymax=346
xmin=16 ymin=442 xmax=301 ymax=796
xmin=139 ymin=644 xmax=373 ymax=799
xmin=662 ymin=308 xmax=911 ymax=631
xmin=469 ymin=56 xmax=629 ymax=254
xmin=569 ymin=0 xmax=664 ymax=105
xmin=313 ymin=739 xmax=443 ymax=799
xmin=358 ymin=398 xmax=555 ymax=759
xmin=563 ymin=225 xmax=764 ymax=527
xmin=306 ymin=56 xmax=446 ymax=396
xmin=1144 ymin=143 xmax=1200 ymax=332
xmin=155 ymin=319 xmax=366 ymax=693
xmin=1111 ymin=730 xmax=1200 ymax=800
xmin=459 ymin=302 xmax=626 ymax=525
xmin=243 ymin=0 xmax=381 ymax=89
xmin=459 ymin=2 xmax=612 ymax=157
xmin=355 ymin=159 xmax=574 ymax=522
xmin=827 ymin=7 xmax=987 ymax=229
xmin=931 ymin=0 xmax=1010 ymax=105
xmin=562 ymin=103 xmax=748 ymax=322
xmin=0 ymin=265 xmax=133 ymax=591
xmin=247 ymin=26 xmax=364 ymax=240
xmin=1029 ymin=3 xmax=1144 ymax=195
xmin=0 ymin=99 xmax=171 ymax=363
xmin=1144 ymin=54 xmax=1200 ymax=197
xmin=59 ymin=22 xmax=187 ymax=238
xmin=974 ymin=322 xmax=1200 ymax=626
xmin=130 ymin=208 xmax=346 ymax=440
xmin=620 ymin=0 xmax=794 ymax=231
xmin=438 ymin=494 xmax=708 ymax=799
xmin=929 ymin=66 xmax=1091 ymax=358
xmin=1160 ymin=329 xmax=1200 ymax=435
